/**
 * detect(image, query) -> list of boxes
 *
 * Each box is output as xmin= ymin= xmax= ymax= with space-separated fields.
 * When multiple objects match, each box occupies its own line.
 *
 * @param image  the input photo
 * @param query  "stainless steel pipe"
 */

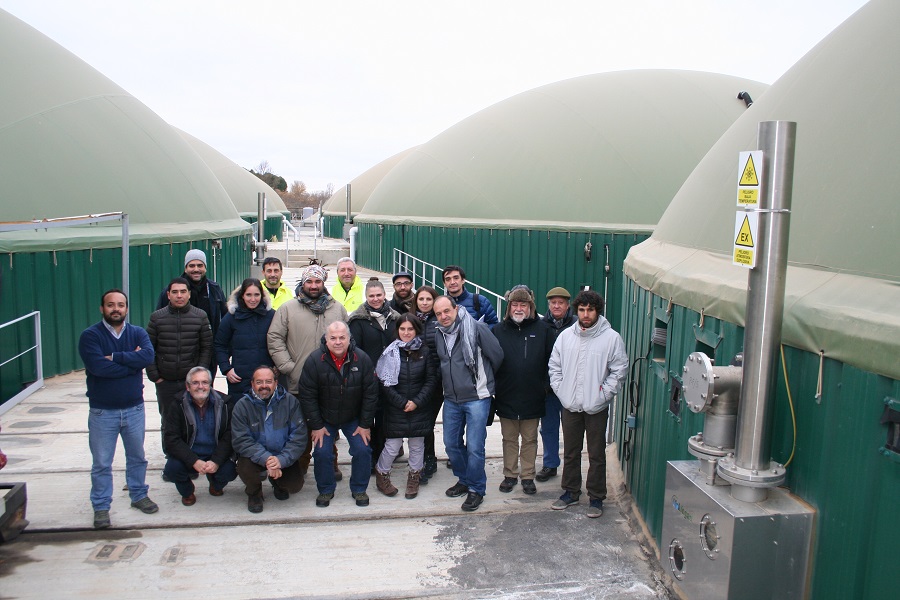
xmin=719 ymin=121 xmax=796 ymax=501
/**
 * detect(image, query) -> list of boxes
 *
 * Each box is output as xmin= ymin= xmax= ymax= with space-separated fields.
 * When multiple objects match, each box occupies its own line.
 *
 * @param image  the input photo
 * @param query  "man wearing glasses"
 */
xmin=389 ymin=271 xmax=415 ymax=314
xmin=162 ymin=367 xmax=237 ymax=506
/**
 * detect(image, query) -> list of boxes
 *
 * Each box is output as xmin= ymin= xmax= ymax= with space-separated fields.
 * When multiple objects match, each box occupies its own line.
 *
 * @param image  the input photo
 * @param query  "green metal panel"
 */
xmin=322 ymin=215 xmax=346 ymax=240
xmin=240 ymin=214 xmax=284 ymax=241
xmin=0 ymin=234 xmax=251 ymax=405
xmin=615 ymin=279 xmax=900 ymax=600
xmin=354 ymin=222 xmax=648 ymax=331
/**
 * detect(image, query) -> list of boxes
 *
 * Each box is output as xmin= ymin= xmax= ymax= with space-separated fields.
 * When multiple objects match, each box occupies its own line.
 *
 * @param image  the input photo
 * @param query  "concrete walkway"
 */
xmin=0 ymin=373 xmax=671 ymax=599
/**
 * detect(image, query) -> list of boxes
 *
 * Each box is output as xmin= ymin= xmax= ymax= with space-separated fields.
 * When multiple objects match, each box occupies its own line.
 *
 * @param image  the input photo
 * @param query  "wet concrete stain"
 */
xmin=27 ymin=406 xmax=65 ymax=414
xmin=435 ymin=508 xmax=672 ymax=598
xmin=7 ymin=421 xmax=51 ymax=429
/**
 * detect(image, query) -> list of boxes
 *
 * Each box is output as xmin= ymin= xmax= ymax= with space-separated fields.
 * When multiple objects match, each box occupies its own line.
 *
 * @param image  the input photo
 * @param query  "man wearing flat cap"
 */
xmin=389 ymin=271 xmax=415 ymax=314
xmin=268 ymin=264 xmax=348 ymax=472
xmin=537 ymin=286 xmax=577 ymax=482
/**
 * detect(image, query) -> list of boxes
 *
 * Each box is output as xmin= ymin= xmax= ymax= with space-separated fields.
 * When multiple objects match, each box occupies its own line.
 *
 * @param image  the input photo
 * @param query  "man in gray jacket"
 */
xmin=434 ymin=295 xmax=504 ymax=512
xmin=548 ymin=290 xmax=627 ymax=518
xmin=232 ymin=366 xmax=308 ymax=513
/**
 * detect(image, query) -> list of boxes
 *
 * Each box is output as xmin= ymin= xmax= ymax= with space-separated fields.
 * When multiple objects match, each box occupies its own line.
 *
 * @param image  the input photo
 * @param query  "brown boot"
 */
xmin=376 ymin=471 xmax=398 ymax=497
xmin=405 ymin=470 xmax=421 ymax=499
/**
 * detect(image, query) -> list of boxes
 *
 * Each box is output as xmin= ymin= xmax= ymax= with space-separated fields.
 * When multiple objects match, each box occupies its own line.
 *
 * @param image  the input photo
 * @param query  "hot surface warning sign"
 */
xmin=737 ymin=151 xmax=763 ymax=207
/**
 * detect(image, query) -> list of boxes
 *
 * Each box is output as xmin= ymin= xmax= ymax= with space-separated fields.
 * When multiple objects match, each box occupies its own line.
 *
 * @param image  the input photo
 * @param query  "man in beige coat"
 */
xmin=268 ymin=264 xmax=348 ymax=473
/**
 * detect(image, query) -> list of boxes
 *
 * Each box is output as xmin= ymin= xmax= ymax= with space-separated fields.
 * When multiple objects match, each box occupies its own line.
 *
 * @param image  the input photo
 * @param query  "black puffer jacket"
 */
xmin=348 ymin=303 xmax=399 ymax=363
xmin=298 ymin=337 xmax=379 ymax=430
xmin=492 ymin=316 xmax=554 ymax=420
xmin=146 ymin=304 xmax=213 ymax=382
xmin=380 ymin=344 xmax=438 ymax=438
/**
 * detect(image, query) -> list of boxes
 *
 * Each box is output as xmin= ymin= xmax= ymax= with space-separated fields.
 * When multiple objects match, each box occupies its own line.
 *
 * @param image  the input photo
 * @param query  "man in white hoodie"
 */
xmin=548 ymin=290 xmax=628 ymax=518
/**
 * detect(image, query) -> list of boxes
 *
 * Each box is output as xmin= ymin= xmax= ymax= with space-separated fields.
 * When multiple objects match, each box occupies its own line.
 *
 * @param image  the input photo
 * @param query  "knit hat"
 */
xmin=392 ymin=271 xmax=413 ymax=284
xmin=546 ymin=286 xmax=571 ymax=300
xmin=184 ymin=249 xmax=207 ymax=268
xmin=301 ymin=264 xmax=328 ymax=285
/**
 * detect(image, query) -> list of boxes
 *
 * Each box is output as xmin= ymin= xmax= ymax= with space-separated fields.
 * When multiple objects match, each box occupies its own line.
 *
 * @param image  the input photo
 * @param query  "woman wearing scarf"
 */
xmin=348 ymin=278 xmax=401 ymax=466
xmin=374 ymin=314 xmax=438 ymax=498
xmin=413 ymin=285 xmax=443 ymax=482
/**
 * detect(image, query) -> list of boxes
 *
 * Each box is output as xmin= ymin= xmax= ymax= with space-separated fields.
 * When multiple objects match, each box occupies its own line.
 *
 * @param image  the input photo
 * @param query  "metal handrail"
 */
xmin=392 ymin=249 xmax=506 ymax=317
xmin=0 ymin=311 xmax=43 ymax=415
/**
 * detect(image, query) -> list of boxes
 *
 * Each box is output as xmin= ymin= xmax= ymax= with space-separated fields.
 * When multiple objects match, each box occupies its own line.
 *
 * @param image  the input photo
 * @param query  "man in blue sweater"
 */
xmin=78 ymin=289 xmax=159 ymax=529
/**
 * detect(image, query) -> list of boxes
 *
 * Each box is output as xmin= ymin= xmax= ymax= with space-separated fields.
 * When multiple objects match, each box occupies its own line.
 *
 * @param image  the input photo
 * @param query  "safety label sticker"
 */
xmin=733 ymin=211 xmax=758 ymax=268
xmin=736 ymin=151 xmax=763 ymax=207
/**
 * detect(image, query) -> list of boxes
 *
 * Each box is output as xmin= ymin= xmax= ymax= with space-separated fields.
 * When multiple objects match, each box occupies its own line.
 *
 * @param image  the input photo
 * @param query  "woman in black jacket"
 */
xmin=214 ymin=279 xmax=275 ymax=405
xmin=373 ymin=314 xmax=438 ymax=499
xmin=348 ymin=278 xmax=400 ymax=464
xmin=413 ymin=286 xmax=443 ymax=481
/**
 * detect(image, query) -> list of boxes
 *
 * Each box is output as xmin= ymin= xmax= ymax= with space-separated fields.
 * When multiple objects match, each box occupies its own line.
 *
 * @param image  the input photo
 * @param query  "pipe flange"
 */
xmin=683 ymin=352 xmax=716 ymax=413
xmin=687 ymin=434 xmax=732 ymax=460
xmin=716 ymin=456 xmax=786 ymax=488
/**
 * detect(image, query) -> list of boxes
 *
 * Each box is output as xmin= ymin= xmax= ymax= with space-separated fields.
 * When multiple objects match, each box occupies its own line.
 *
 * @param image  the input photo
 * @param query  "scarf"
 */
xmin=415 ymin=310 xmax=433 ymax=321
xmin=376 ymin=336 xmax=424 ymax=386
xmin=437 ymin=307 xmax=479 ymax=381
xmin=296 ymin=289 xmax=332 ymax=315
xmin=364 ymin=301 xmax=391 ymax=330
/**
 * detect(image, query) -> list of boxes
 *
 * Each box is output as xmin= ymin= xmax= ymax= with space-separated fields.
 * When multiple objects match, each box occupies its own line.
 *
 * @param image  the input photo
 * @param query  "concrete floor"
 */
xmin=0 ymin=237 xmax=673 ymax=599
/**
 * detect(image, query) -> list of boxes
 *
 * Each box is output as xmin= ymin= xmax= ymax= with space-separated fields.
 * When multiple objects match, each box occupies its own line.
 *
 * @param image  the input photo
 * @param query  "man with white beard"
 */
xmin=491 ymin=285 xmax=554 ymax=496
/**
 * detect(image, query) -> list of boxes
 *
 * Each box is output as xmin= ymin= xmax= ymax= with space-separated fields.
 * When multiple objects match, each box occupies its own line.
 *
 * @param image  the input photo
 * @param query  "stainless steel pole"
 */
xmin=719 ymin=121 xmax=796 ymax=501
xmin=121 ymin=213 xmax=130 ymax=321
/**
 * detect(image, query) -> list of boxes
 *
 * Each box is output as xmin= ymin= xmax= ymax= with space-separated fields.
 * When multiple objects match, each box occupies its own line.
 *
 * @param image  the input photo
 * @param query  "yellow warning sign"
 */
xmin=735 ymin=215 xmax=754 ymax=247
xmin=739 ymin=154 xmax=759 ymax=186
xmin=736 ymin=151 xmax=763 ymax=208
xmin=733 ymin=211 xmax=758 ymax=268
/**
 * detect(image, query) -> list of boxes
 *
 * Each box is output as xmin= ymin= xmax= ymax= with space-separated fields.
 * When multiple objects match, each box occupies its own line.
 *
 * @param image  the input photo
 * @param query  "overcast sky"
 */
xmin=1 ymin=1 xmax=868 ymax=192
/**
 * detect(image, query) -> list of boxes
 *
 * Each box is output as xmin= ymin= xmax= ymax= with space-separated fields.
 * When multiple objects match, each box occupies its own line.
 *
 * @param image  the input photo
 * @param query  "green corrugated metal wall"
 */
xmin=241 ymin=214 xmax=284 ymax=241
xmin=354 ymin=222 xmax=648 ymax=329
xmin=616 ymin=278 xmax=900 ymax=600
xmin=322 ymin=215 xmax=346 ymax=239
xmin=0 ymin=234 xmax=251 ymax=406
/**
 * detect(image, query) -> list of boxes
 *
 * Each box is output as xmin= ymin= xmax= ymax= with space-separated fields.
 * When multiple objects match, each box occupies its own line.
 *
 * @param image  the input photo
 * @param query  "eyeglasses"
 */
xmin=189 ymin=381 xmax=211 ymax=387
xmin=394 ymin=281 xmax=412 ymax=287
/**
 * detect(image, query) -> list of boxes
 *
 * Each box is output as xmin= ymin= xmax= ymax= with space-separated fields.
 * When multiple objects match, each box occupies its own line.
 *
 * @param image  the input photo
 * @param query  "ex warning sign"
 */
xmin=736 ymin=151 xmax=763 ymax=207
xmin=733 ymin=211 xmax=758 ymax=268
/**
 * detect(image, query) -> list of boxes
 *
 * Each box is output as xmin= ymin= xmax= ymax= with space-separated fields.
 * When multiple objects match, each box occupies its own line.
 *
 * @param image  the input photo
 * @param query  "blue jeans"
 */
xmin=312 ymin=420 xmax=372 ymax=495
xmin=163 ymin=457 xmax=237 ymax=498
xmin=442 ymin=398 xmax=491 ymax=495
xmin=88 ymin=404 xmax=149 ymax=511
xmin=540 ymin=392 xmax=563 ymax=469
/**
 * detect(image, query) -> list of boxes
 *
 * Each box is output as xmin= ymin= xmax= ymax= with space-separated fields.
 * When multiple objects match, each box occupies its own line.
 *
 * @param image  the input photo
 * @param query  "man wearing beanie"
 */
xmin=268 ymin=264 xmax=348 ymax=473
xmin=492 ymin=285 xmax=554 ymax=496
xmin=536 ymin=286 xmax=577 ymax=482
xmin=155 ymin=249 xmax=227 ymax=378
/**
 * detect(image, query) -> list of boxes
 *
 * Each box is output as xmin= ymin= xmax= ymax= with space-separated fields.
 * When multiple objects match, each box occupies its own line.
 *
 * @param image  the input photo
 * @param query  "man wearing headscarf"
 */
xmin=433 ymin=295 xmax=503 ymax=512
xmin=268 ymin=264 xmax=348 ymax=472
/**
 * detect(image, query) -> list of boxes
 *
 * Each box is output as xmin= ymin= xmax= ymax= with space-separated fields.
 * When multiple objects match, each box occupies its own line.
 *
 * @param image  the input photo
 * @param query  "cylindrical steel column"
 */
xmin=719 ymin=121 xmax=796 ymax=501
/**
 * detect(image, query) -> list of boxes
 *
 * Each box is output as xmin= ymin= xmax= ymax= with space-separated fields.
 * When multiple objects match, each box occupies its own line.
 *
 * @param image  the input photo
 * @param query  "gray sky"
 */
xmin=1 ymin=0 xmax=868 ymax=192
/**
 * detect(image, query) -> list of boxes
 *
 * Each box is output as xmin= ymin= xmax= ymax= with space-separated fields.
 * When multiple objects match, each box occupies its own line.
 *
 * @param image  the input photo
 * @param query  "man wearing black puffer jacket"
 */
xmin=298 ymin=321 xmax=379 ymax=508
xmin=147 ymin=278 xmax=213 ymax=440
xmin=492 ymin=285 xmax=555 ymax=496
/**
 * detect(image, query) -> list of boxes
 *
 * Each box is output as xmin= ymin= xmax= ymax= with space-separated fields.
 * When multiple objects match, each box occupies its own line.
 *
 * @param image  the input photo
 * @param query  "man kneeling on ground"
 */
xmin=163 ymin=367 xmax=237 ymax=506
xmin=232 ymin=366 xmax=308 ymax=513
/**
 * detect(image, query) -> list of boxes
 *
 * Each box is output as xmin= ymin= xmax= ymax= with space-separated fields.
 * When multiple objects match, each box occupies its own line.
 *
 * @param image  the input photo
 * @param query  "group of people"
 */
xmin=79 ymin=250 xmax=628 ymax=529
